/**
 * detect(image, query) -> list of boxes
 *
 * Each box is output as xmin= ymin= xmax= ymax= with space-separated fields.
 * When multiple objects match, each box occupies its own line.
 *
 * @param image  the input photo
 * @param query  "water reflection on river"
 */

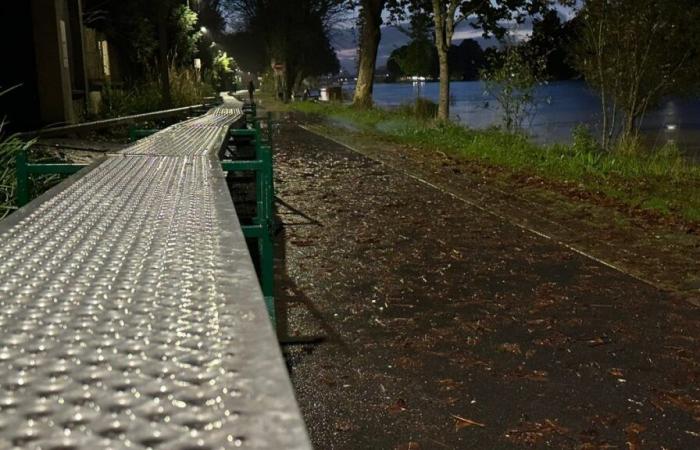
xmin=341 ymin=81 xmax=700 ymax=161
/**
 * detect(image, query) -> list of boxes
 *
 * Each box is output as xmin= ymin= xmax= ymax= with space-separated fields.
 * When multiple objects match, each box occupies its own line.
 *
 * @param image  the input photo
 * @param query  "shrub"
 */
xmin=571 ymin=124 xmax=600 ymax=155
xmin=395 ymin=97 xmax=438 ymax=120
xmin=0 ymin=125 xmax=31 ymax=219
xmin=99 ymin=66 xmax=214 ymax=118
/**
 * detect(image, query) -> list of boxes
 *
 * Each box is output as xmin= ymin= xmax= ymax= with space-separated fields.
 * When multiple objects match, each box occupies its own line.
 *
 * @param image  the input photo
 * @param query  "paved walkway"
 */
xmin=275 ymin=123 xmax=700 ymax=449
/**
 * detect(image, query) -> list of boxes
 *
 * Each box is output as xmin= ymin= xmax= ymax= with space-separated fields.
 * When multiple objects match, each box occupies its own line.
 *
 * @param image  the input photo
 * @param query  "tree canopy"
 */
xmin=573 ymin=0 xmax=700 ymax=149
xmin=224 ymin=0 xmax=343 ymax=99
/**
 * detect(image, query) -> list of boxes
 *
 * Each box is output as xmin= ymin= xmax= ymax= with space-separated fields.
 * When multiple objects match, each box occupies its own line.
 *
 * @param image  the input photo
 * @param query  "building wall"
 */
xmin=0 ymin=1 xmax=42 ymax=132
xmin=0 ymin=0 xmax=88 ymax=131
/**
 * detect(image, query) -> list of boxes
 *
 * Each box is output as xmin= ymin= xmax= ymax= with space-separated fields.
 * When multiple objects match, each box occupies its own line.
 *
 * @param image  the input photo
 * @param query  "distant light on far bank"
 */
xmin=666 ymin=124 xmax=677 ymax=131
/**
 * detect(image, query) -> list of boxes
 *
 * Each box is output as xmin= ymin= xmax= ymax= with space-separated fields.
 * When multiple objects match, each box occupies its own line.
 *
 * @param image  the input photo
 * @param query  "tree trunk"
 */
xmin=432 ymin=0 xmax=457 ymax=121
xmin=436 ymin=45 xmax=450 ymax=121
xmin=353 ymin=0 xmax=385 ymax=108
xmin=157 ymin=6 xmax=172 ymax=108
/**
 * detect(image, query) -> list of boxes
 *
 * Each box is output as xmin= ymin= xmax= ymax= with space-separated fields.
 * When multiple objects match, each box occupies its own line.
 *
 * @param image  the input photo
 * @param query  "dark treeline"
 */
xmin=79 ymin=0 xmax=700 ymax=150
xmin=223 ymin=0 xmax=344 ymax=101
xmin=386 ymin=9 xmax=579 ymax=83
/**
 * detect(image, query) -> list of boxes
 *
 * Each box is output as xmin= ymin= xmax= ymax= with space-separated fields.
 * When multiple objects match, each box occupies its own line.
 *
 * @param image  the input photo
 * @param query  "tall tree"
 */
xmin=353 ymin=0 xmax=386 ymax=107
xmin=391 ymin=0 xmax=556 ymax=121
xmin=388 ymin=13 xmax=437 ymax=79
xmin=449 ymin=38 xmax=484 ymax=81
xmin=526 ymin=10 xmax=579 ymax=81
xmin=573 ymin=0 xmax=700 ymax=150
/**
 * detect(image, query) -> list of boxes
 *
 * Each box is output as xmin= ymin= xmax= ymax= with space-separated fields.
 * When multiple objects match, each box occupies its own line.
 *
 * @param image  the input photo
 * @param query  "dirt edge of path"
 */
xmin=283 ymin=113 xmax=699 ymax=306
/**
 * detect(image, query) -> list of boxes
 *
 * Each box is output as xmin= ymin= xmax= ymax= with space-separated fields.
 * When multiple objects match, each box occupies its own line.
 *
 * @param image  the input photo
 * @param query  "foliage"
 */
xmin=525 ymin=10 xmax=580 ymax=80
xmin=100 ymin=67 xmax=214 ymax=118
xmin=387 ymin=12 xmax=437 ymax=79
xmin=387 ymin=0 xmax=563 ymax=121
xmin=212 ymin=50 xmax=236 ymax=87
xmin=388 ymin=41 xmax=438 ymax=79
xmin=221 ymin=32 xmax=268 ymax=73
xmin=84 ymin=0 xmax=204 ymax=78
xmin=571 ymin=124 xmax=600 ymax=155
xmin=395 ymin=97 xmax=439 ymax=119
xmin=169 ymin=4 xmax=203 ymax=66
xmin=289 ymin=101 xmax=700 ymax=222
xmin=388 ymin=37 xmax=485 ymax=81
xmin=449 ymin=39 xmax=485 ymax=81
xmin=224 ymin=0 xmax=342 ymax=100
xmin=481 ymin=44 xmax=546 ymax=132
xmin=198 ymin=0 xmax=227 ymax=35
xmin=573 ymin=0 xmax=700 ymax=150
xmin=0 ymin=128 xmax=29 ymax=219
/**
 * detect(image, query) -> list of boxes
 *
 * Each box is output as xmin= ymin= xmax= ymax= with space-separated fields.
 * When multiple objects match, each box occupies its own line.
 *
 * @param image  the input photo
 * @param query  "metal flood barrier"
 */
xmin=0 ymin=102 xmax=311 ymax=449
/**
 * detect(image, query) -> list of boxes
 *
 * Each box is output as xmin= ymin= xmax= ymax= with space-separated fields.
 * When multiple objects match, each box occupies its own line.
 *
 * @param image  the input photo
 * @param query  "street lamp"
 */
xmin=200 ymin=26 xmax=208 ymax=34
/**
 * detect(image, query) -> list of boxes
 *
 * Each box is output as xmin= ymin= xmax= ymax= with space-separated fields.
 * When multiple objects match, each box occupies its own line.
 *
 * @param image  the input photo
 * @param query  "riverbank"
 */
xmin=339 ymin=81 xmax=700 ymax=160
xmin=261 ymin=99 xmax=700 ymax=300
xmin=288 ymin=101 xmax=700 ymax=224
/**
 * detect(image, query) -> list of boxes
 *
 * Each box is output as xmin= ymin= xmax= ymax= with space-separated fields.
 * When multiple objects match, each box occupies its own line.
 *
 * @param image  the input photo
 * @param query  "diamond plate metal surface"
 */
xmin=124 ymin=109 xmax=242 ymax=157
xmin=0 ymin=106 xmax=311 ymax=449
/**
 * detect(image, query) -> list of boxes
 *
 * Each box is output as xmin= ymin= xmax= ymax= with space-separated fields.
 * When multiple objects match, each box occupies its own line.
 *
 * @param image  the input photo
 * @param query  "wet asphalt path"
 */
xmin=273 ymin=123 xmax=700 ymax=450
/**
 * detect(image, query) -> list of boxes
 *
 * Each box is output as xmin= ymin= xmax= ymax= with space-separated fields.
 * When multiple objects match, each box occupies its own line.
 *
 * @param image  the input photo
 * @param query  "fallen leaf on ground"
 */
xmin=625 ymin=422 xmax=646 ymax=450
xmin=452 ymin=414 xmax=486 ymax=430
xmin=498 ymin=343 xmax=522 ymax=354
xmin=394 ymin=442 xmax=420 ymax=450
xmin=388 ymin=398 xmax=407 ymax=415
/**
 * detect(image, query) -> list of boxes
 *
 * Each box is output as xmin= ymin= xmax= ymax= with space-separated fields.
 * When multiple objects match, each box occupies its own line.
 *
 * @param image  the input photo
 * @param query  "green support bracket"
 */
xmin=27 ymin=163 xmax=86 ymax=175
xmin=221 ymin=160 xmax=264 ymax=172
xmin=242 ymin=224 xmax=265 ymax=238
xmin=222 ymin=125 xmax=276 ymax=326
xmin=15 ymin=150 xmax=87 ymax=207
xmin=129 ymin=127 xmax=159 ymax=142
xmin=230 ymin=129 xmax=258 ymax=137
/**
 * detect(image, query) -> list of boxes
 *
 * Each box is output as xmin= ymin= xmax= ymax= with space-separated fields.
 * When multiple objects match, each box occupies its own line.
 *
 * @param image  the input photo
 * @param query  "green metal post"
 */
xmin=260 ymin=139 xmax=275 ymax=325
xmin=267 ymin=111 xmax=273 ymax=144
xmin=253 ymin=128 xmax=263 ymax=225
xmin=15 ymin=150 xmax=29 ymax=207
xmin=225 ymin=125 xmax=275 ymax=326
xmin=129 ymin=128 xmax=158 ymax=142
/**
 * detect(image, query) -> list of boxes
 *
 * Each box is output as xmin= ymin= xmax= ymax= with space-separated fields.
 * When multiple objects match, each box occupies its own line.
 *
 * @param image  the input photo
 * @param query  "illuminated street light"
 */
xmin=201 ymin=26 xmax=208 ymax=34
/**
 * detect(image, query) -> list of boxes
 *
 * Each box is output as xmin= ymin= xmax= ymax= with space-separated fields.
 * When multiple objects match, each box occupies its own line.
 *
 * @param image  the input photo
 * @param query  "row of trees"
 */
xmin=385 ymin=10 xmax=578 ymax=83
xmin=218 ymin=0 xmax=562 ymax=118
xmin=223 ymin=0 xmax=343 ymax=101
xmin=351 ymin=0 xmax=565 ymax=120
xmin=96 ymin=0 xmax=700 ymax=150
xmin=83 ymin=0 xmax=231 ymax=108
xmin=351 ymin=0 xmax=700 ymax=150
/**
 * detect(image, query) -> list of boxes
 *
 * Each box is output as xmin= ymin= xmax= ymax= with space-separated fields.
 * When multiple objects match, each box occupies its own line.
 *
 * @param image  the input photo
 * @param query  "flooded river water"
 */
xmin=341 ymin=81 xmax=700 ymax=161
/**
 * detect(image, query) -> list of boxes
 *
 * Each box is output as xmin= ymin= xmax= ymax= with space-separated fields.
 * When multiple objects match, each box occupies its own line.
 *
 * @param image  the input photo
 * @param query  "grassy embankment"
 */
xmin=288 ymin=101 xmax=700 ymax=223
